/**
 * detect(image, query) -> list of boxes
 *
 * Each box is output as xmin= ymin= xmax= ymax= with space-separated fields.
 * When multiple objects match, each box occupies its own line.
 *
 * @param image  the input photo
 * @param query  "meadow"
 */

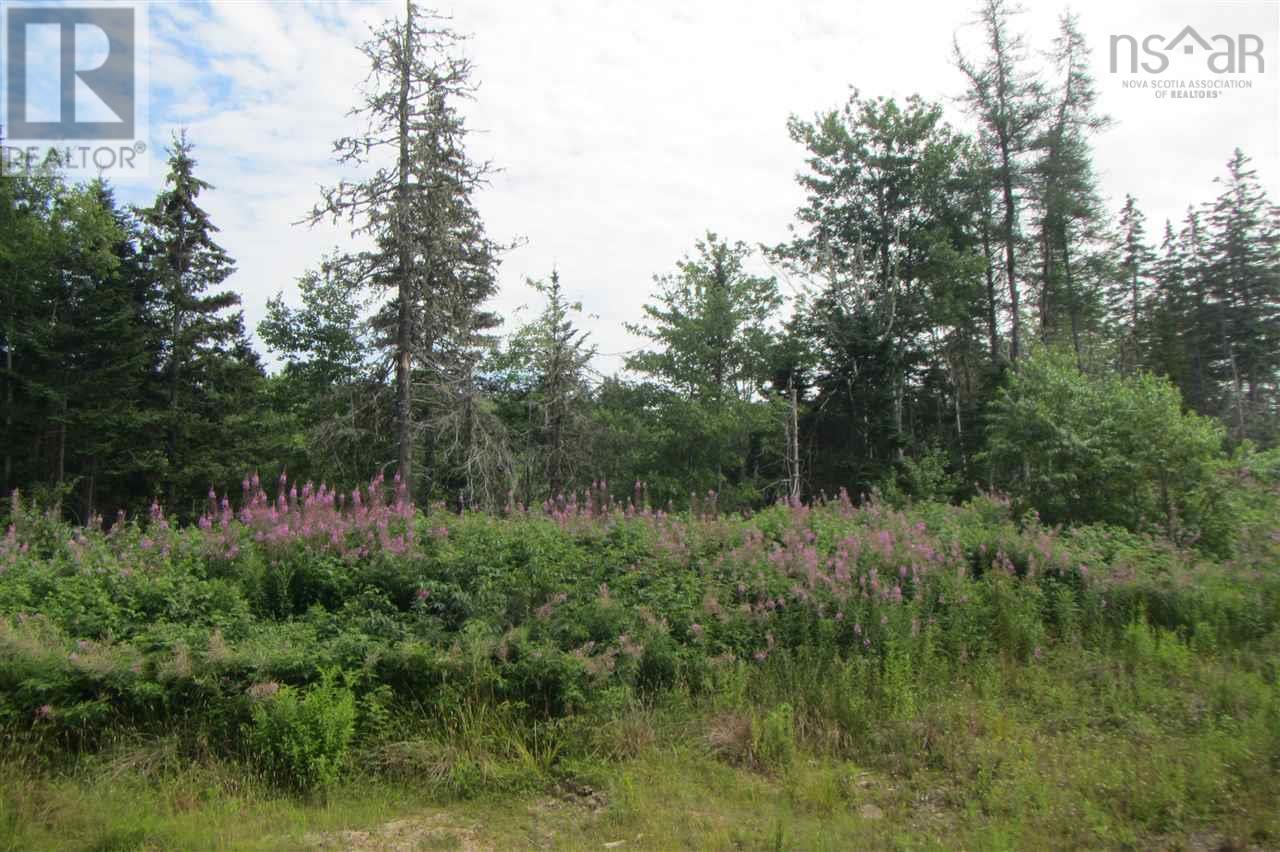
xmin=1 ymin=467 xmax=1278 ymax=850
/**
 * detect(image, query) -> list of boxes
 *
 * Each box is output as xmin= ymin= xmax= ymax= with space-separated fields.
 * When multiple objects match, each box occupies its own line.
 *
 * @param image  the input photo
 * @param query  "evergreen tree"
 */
xmin=1108 ymin=194 xmax=1156 ymax=372
xmin=1147 ymin=219 xmax=1192 ymax=393
xmin=1205 ymin=149 xmax=1280 ymax=440
xmin=1177 ymin=207 xmax=1215 ymax=416
xmin=626 ymin=234 xmax=783 ymax=507
xmin=139 ymin=131 xmax=250 ymax=510
xmin=1032 ymin=12 xmax=1109 ymax=364
xmin=954 ymin=0 xmax=1049 ymax=365
xmin=0 ymin=166 xmax=60 ymax=499
xmin=775 ymin=94 xmax=984 ymax=494
xmin=306 ymin=0 xmax=502 ymax=499
xmin=509 ymin=272 xmax=596 ymax=501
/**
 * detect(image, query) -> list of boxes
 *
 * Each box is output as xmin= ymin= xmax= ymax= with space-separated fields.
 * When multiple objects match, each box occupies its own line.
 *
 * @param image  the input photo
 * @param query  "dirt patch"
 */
xmin=303 ymin=813 xmax=490 ymax=851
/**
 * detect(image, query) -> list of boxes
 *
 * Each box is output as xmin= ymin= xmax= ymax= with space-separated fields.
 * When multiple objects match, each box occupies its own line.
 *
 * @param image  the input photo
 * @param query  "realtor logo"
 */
xmin=1110 ymin=25 xmax=1266 ymax=75
xmin=4 ymin=5 xmax=136 ymax=139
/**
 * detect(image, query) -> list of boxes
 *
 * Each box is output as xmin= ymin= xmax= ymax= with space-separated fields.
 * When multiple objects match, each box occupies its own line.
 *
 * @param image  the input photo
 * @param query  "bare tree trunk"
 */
xmin=166 ymin=305 xmax=180 ymax=508
xmin=1060 ymin=230 xmax=1083 ymax=370
xmin=86 ymin=455 xmax=97 ymax=523
xmin=789 ymin=384 xmax=800 ymax=500
xmin=394 ymin=0 xmax=414 ymax=485
xmin=981 ymin=222 xmax=1001 ymax=367
xmin=3 ymin=320 xmax=13 ymax=496
xmin=1221 ymin=309 xmax=1246 ymax=439
xmin=1039 ymin=227 xmax=1052 ymax=343
xmin=57 ymin=395 xmax=67 ymax=490
xmin=893 ymin=379 xmax=905 ymax=463
xmin=1000 ymin=140 xmax=1021 ymax=365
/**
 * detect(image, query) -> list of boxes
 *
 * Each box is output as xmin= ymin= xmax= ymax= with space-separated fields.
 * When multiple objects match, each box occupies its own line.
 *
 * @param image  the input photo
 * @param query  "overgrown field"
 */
xmin=1 ymin=472 xmax=1278 ymax=849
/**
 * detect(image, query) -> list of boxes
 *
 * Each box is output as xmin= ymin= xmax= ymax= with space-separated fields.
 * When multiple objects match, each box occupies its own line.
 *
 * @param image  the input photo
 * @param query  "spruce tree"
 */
xmin=954 ymin=0 xmax=1049 ymax=365
xmin=1032 ymin=12 xmax=1109 ymax=364
xmin=306 ymin=0 xmax=502 ymax=499
xmin=1205 ymin=149 xmax=1280 ymax=440
xmin=139 ymin=131 xmax=244 ymax=509
xmin=1108 ymin=194 xmax=1156 ymax=372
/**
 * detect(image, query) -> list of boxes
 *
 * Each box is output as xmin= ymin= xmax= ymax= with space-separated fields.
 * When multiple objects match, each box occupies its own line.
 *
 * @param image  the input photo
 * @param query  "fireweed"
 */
xmin=0 ymin=471 xmax=1275 ymax=762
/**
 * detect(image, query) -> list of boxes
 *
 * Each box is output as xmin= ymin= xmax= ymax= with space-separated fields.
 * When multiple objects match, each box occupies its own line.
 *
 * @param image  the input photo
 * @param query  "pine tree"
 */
xmin=306 ymin=0 xmax=502 ymax=499
xmin=139 ymin=131 xmax=244 ymax=509
xmin=0 ymin=166 xmax=60 ymax=499
xmin=1147 ymin=219 xmax=1192 ymax=393
xmin=1177 ymin=207 xmax=1214 ymax=415
xmin=1205 ymin=149 xmax=1280 ymax=440
xmin=525 ymin=272 xmax=595 ymax=500
xmin=67 ymin=182 xmax=158 ymax=519
xmin=774 ymin=93 xmax=984 ymax=493
xmin=626 ymin=234 xmax=782 ymax=506
xmin=1032 ymin=12 xmax=1109 ymax=364
xmin=954 ymin=0 xmax=1049 ymax=365
xmin=1107 ymin=194 xmax=1156 ymax=372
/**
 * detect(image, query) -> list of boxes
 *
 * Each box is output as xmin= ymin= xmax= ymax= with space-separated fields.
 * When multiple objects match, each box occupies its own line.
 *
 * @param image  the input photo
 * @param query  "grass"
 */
xmin=2 ymin=481 xmax=1278 ymax=848
xmin=3 ymin=637 xmax=1276 ymax=851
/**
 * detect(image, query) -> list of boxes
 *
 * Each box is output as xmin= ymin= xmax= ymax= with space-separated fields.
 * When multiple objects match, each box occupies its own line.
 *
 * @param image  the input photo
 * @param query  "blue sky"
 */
xmin=34 ymin=0 xmax=1280 ymax=369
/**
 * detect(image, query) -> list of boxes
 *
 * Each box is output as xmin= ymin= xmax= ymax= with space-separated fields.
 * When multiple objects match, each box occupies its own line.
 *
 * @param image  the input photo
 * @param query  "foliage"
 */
xmin=245 ymin=670 xmax=356 ymax=792
xmin=984 ymin=347 xmax=1232 ymax=549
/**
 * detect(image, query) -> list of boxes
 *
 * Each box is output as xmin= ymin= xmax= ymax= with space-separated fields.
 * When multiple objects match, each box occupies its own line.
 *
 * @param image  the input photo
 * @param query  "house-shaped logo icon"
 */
xmin=1165 ymin=26 xmax=1213 ymax=56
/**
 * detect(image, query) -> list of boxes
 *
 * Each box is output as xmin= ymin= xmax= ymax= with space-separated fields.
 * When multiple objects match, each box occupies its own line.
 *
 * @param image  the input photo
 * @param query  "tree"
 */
xmin=1177 ymin=207 xmax=1215 ymax=415
xmin=984 ymin=347 xmax=1230 ymax=551
xmin=0 ymin=166 xmax=61 ymax=500
xmin=499 ymin=271 xmax=597 ymax=502
xmin=1108 ymin=195 xmax=1156 ymax=372
xmin=0 ymin=169 xmax=142 ymax=515
xmin=1146 ymin=219 xmax=1193 ymax=394
xmin=63 ymin=182 xmax=159 ymax=518
xmin=306 ymin=0 xmax=502 ymax=499
xmin=626 ymin=234 xmax=782 ymax=507
xmin=1204 ymin=149 xmax=1280 ymax=441
xmin=139 ymin=132 xmax=245 ymax=508
xmin=259 ymin=257 xmax=390 ymax=486
xmin=1032 ymin=12 xmax=1109 ymax=364
xmin=774 ymin=94 xmax=985 ymax=494
xmin=955 ymin=0 xmax=1049 ymax=365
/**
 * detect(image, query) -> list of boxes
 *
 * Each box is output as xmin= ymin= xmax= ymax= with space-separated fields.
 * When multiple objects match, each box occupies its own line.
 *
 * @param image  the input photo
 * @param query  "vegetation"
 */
xmin=1 ymin=0 xmax=1278 ymax=846
xmin=2 ymin=3 xmax=1277 ymax=521
xmin=2 ymin=460 xmax=1278 ymax=846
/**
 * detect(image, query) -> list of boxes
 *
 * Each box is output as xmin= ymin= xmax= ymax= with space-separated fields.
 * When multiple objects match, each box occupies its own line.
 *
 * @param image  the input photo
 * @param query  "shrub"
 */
xmin=983 ymin=348 xmax=1230 ymax=551
xmin=245 ymin=670 xmax=356 ymax=792
xmin=755 ymin=702 xmax=797 ymax=771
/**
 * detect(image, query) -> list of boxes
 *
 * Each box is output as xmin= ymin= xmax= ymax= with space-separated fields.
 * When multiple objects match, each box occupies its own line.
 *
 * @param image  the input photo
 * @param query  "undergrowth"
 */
xmin=1 ymin=475 xmax=1277 ymax=847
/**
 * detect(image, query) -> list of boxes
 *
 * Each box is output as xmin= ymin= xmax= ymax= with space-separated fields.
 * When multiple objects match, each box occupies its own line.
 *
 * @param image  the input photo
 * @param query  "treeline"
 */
xmin=1 ymin=0 xmax=1277 ymax=525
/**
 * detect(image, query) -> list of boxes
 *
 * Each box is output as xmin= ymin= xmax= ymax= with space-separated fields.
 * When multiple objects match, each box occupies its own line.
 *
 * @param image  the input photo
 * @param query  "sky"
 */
xmin=43 ymin=0 xmax=1280 ymax=371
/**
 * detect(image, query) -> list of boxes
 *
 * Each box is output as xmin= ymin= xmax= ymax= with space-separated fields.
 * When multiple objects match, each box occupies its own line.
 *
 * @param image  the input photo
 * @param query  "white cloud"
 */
xmin=110 ymin=0 xmax=1277 ymax=371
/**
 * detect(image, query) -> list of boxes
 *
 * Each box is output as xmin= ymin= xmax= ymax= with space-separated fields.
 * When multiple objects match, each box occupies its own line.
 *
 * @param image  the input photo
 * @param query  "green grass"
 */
xmin=2 ymin=484 xmax=1278 ymax=848
xmin=3 ymin=637 xmax=1276 ymax=850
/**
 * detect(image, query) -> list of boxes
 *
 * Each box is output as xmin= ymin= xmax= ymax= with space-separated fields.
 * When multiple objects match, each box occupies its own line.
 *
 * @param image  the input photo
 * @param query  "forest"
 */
xmin=1 ymin=3 xmax=1276 ymax=527
xmin=1 ymin=0 xmax=1278 ymax=848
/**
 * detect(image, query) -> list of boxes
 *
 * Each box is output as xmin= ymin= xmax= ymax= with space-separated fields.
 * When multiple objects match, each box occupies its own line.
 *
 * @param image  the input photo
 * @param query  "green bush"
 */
xmin=983 ymin=348 xmax=1231 ymax=552
xmin=755 ymin=702 xmax=797 ymax=771
xmin=245 ymin=670 xmax=356 ymax=792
